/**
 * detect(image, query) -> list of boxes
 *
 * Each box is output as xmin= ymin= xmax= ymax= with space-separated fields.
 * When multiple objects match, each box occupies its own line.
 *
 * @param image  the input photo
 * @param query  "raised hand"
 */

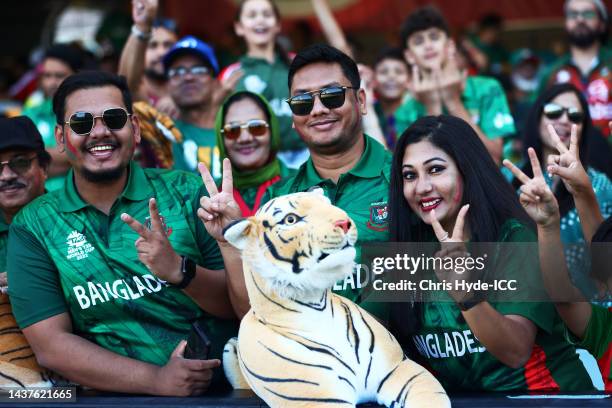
xmin=545 ymin=124 xmax=591 ymax=196
xmin=437 ymin=42 xmax=466 ymax=104
xmin=430 ymin=204 xmax=475 ymax=303
xmin=197 ymin=159 xmax=242 ymax=242
xmin=503 ymin=148 xmax=559 ymax=227
xmin=121 ymin=198 xmax=182 ymax=284
xmin=132 ymin=0 xmax=157 ymax=31
xmin=408 ymin=65 xmax=442 ymax=114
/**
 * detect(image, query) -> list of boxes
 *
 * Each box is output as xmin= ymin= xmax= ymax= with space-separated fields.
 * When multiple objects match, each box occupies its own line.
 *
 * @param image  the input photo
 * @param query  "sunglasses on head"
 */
xmin=543 ymin=103 xmax=584 ymax=124
xmin=65 ymin=107 xmax=131 ymax=136
xmin=285 ymin=86 xmax=358 ymax=116
xmin=221 ymin=119 xmax=269 ymax=140
xmin=0 ymin=155 xmax=37 ymax=175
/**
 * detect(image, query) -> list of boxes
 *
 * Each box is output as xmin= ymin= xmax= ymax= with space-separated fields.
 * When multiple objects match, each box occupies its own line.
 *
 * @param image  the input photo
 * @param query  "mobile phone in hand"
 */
xmin=184 ymin=320 xmax=211 ymax=360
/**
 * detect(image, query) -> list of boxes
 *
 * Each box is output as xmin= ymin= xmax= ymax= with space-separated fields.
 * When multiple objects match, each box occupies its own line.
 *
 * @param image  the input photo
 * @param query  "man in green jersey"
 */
xmin=396 ymin=6 xmax=515 ymax=164
xmin=204 ymin=44 xmax=392 ymax=321
xmin=0 ymin=116 xmax=49 ymax=286
xmin=165 ymin=37 xmax=221 ymax=178
xmin=8 ymin=71 xmax=239 ymax=396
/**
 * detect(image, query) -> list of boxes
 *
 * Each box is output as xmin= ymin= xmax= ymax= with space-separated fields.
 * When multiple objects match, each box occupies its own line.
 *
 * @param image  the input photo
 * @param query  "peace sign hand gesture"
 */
xmin=197 ymin=159 xmax=242 ymax=243
xmin=429 ymin=204 xmax=477 ymax=303
xmin=545 ymin=124 xmax=590 ymax=197
xmin=503 ymin=148 xmax=559 ymax=227
xmin=121 ymin=198 xmax=183 ymax=284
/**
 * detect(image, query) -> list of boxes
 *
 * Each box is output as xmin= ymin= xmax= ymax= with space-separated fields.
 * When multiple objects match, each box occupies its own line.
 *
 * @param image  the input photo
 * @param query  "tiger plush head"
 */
xmin=224 ymin=189 xmax=358 ymax=300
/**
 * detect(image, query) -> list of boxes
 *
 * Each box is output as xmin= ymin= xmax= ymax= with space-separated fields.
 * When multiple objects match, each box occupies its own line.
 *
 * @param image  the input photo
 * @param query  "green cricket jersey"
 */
xmin=412 ymin=219 xmax=594 ymax=392
xmin=0 ymin=215 xmax=7 ymax=272
xmin=22 ymin=98 xmax=64 ymax=191
xmin=571 ymin=305 xmax=612 ymax=391
xmin=266 ymin=135 xmax=391 ymax=322
xmin=395 ymin=76 xmax=516 ymax=139
xmin=7 ymin=162 xmax=238 ymax=381
xmin=173 ymin=120 xmax=221 ymax=179
xmin=219 ymin=54 xmax=305 ymax=153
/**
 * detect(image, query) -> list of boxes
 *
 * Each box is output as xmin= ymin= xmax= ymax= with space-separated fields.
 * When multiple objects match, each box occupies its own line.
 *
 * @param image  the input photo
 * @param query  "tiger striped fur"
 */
xmin=0 ymin=293 xmax=52 ymax=388
xmin=223 ymin=189 xmax=449 ymax=407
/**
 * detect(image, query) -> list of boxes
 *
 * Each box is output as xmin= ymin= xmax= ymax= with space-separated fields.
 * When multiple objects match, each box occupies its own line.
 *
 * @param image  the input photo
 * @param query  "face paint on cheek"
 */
xmin=64 ymin=135 xmax=79 ymax=160
xmin=453 ymin=176 xmax=463 ymax=204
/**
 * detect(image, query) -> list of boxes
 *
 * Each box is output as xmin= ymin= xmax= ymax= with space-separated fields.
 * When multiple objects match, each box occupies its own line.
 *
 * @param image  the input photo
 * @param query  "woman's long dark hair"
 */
xmin=235 ymin=0 xmax=292 ymax=67
xmin=388 ymin=115 xmax=532 ymax=353
xmin=516 ymin=83 xmax=591 ymax=218
xmin=390 ymin=115 xmax=533 ymax=244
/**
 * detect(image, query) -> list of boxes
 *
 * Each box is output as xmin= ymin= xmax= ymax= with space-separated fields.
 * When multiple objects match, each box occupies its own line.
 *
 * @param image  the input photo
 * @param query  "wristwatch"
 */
xmin=457 ymin=292 xmax=486 ymax=311
xmin=171 ymin=256 xmax=196 ymax=289
xmin=131 ymin=25 xmax=152 ymax=42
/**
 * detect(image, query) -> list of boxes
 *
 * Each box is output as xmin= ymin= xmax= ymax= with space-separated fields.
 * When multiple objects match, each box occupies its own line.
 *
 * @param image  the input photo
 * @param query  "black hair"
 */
xmin=390 ymin=115 xmax=533 ymax=243
xmin=52 ymin=71 xmax=133 ymax=125
xmin=400 ymin=6 xmax=449 ymax=51
xmin=44 ymin=44 xmax=85 ymax=73
xmin=478 ymin=13 xmax=503 ymax=31
xmin=288 ymin=43 xmax=360 ymax=90
xmin=590 ymin=216 xmax=612 ymax=282
xmin=374 ymin=47 xmax=409 ymax=70
xmin=235 ymin=0 xmax=291 ymax=67
xmin=221 ymin=91 xmax=271 ymax=124
xmin=516 ymin=83 xmax=592 ymax=218
xmin=153 ymin=17 xmax=178 ymax=35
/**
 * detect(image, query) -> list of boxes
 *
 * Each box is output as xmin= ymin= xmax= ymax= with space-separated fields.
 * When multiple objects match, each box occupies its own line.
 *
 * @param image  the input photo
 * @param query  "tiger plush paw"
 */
xmin=223 ymin=337 xmax=250 ymax=390
xmin=223 ymin=190 xmax=450 ymax=408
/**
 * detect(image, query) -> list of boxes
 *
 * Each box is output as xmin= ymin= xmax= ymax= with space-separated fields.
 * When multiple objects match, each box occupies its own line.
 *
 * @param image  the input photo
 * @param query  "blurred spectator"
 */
xmin=539 ymin=0 xmax=611 ymax=138
xmin=118 ymin=0 xmax=179 ymax=114
xmin=214 ymin=91 xmax=294 ymax=216
xmin=396 ymin=6 xmax=515 ymax=164
xmin=514 ymin=83 xmax=612 ymax=298
xmin=464 ymin=13 xmax=510 ymax=76
xmin=371 ymin=48 xmax=411 ymax=150
xmin=165 ymin=36 xmax=221 ymax=178
xmin=218 ymin=0 xmax=308 ymax=169
xmin=22 ymin=44 xmax=84 ymax=192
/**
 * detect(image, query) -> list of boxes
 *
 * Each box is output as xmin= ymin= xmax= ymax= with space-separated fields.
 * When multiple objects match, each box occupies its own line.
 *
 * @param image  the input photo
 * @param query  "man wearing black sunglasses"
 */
xmin=0 ymin=116 xmax=50 ymax=289
xmin=7 ymin=71 xmax=239 ymax=396
xmin=220 ymin=44 xmax=393 ymax=322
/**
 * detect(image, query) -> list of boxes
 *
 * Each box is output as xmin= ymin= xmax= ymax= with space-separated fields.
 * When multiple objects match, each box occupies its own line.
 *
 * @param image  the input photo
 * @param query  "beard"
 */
xmin=567 ymin=24 xmax=601 ymax=48
xmin=80 ymin=163 xmax=127 ymax=183
xmin=144 ymin=67 xmax=168 ymax=83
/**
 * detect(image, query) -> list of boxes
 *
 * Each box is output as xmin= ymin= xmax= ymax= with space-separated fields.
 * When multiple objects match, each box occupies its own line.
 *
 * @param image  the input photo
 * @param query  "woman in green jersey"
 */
xmin=387 ymin=115 xmax=593 ymax=392
xmin=215 ymin=91 xmax=292 ymax=216
xmin=218 ymin=0 xmax=307 ymax=167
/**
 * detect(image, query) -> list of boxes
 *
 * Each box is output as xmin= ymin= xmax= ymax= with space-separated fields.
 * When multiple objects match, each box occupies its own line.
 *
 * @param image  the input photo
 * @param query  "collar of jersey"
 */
xmin=0 ymin=212 xmax=8 ymax=232
xmin=60 ymin=161 xmax=151 ymax=213
xmin=298 ymin=134 xmax=388 ymax=190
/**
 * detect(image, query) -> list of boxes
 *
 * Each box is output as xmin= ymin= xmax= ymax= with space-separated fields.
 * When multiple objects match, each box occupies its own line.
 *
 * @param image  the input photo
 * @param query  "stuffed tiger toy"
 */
xmin=222 ymin=189 xmax=449 ymax=407
xmin=0 ymin=291 xmax=53 ymax=388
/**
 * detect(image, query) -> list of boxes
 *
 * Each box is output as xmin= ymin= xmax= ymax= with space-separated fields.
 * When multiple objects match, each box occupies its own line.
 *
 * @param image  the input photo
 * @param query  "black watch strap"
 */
xmin=173 ymin=256 xmax=196 ymax=289
xmin=457 ymin=294 xmax=486 ymax=311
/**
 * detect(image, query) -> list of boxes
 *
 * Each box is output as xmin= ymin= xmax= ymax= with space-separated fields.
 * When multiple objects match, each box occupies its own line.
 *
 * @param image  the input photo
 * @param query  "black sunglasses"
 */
xmin=285 ymin=86 xmax=358 ymax=116
xmin=543 ymin=103 xmax=584 ymax=124
xmin=0 ymin=155 xmax=37 ymax=175
xmin=221 ymin=119 xmax=269 ymax=140
xmin=65 ymin=107 xmax=131 ymax=136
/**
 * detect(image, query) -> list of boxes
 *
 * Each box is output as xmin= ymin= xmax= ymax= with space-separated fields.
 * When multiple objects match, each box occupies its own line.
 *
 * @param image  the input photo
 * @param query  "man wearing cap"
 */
xmin=8 ymin=71 xmax=239 ymax=395
xmin=0 ymin=116 xmax=49 ymax=288
xmin=540 ymin=0 xmax=611 ymax=138
xmin=23 ymin=44 xmax=85 ymax=191
xmin=165 ymin=36 xmax=222 ymax=179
